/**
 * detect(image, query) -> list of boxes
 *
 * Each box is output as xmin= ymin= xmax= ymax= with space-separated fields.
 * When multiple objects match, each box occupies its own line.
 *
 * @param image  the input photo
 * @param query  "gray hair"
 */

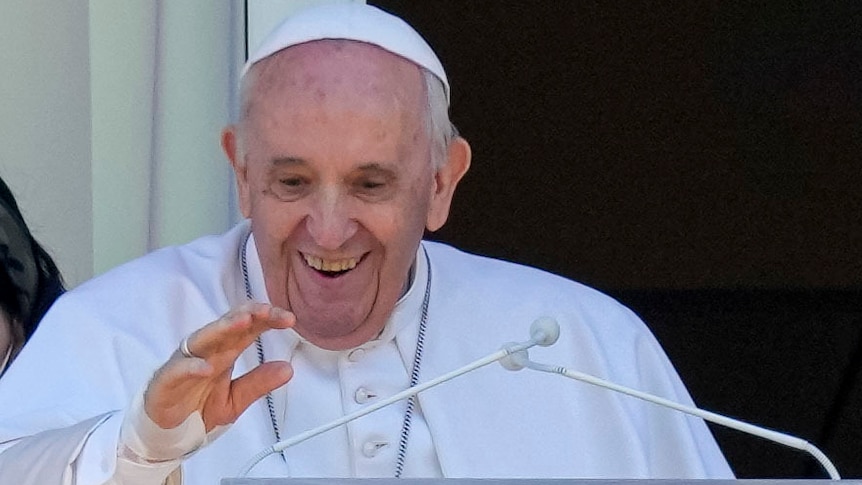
xmin=423 ymin=68 xmax=458 ymax=169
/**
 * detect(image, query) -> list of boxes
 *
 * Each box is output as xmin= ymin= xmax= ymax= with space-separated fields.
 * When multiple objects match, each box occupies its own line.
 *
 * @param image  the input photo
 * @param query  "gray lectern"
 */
xmin=222 ymin=479 xmax=856 ymax=485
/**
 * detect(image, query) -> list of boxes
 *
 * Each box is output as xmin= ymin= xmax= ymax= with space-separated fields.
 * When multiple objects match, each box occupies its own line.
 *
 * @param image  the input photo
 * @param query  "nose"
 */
xmin=305 ymin=189 xmax=359 ymax=250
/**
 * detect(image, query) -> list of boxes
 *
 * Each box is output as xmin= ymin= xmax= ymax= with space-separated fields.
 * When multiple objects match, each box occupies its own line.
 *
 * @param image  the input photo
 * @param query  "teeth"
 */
xmin=303 ymin=254 xmax=358 ymax=272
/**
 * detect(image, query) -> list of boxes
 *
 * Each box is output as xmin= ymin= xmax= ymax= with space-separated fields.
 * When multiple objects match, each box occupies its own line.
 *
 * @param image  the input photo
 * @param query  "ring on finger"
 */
xmin=179 ymin=336 xmax=198 ymax=359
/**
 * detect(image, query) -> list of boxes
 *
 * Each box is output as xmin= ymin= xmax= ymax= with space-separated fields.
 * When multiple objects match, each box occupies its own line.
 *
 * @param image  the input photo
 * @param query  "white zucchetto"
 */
xmin=242 ymin=3 xmax=449 ymax=104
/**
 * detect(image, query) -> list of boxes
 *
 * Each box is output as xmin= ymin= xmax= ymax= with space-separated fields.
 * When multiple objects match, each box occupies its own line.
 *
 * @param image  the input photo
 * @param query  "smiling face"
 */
xmin=223 ymin=41 xmax=468 ymax=350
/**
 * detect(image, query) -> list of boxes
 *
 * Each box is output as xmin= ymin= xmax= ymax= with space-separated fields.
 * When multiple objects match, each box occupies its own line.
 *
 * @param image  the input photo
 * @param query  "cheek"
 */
xmin=253 ymin=203 xmax=301 ymax=243
xmin=250 ymin=198 xmax=306 ymax=262
xmin=403 ymin=178 xmax=435 ymax=229
xmin=251 ymin=206 xmax=301 ymax=308
xmin=373 ymin=191 xmax=433 ymax=251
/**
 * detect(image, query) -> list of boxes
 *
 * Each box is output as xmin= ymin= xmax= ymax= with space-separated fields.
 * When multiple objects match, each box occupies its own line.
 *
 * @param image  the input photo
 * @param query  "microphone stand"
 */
xmin=515 ymin=356 xmax=841 ymax=480
xmin=237 ymin=319 xmax=557 ymax=477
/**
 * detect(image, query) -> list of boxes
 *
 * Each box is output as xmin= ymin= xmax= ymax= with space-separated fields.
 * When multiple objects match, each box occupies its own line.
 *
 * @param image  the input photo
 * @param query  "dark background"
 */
xmin=371 ymin=1 xmax=861 ymax=478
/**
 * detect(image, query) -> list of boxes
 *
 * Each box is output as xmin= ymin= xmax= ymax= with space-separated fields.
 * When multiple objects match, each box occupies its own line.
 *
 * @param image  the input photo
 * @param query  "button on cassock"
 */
xmin=347 ymin=348 xmax=366 ymax=362
xmin=354 ymin=387 xmax=377 ymax=404
xmin=361 ymin=440 xmax=389 ymax=458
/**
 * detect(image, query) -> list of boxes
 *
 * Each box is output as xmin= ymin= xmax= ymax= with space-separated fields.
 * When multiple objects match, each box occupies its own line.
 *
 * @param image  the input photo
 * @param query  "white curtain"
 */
xmin=2 ymin=1 xmax=351 ymax=287
xmin=0 ymin=0 xmax=93 ymax=288
xmin=90 ymin=0 xmax=355 ymax=278
xmin=90 ymin=1 xmax=245 ymax=276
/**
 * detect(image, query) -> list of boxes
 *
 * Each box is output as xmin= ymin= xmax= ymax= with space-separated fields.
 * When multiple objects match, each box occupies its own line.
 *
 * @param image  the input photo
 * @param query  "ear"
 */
xmin=222 ymin=126 xmax=252 ymax=219
xmin=426 ymin=136 xmax=471 ymax=232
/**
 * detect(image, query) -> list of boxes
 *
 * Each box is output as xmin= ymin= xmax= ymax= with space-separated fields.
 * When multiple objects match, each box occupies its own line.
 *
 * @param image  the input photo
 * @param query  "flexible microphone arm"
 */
xmin=237 ymin=318 xmax=560 ymax=477
xmin=503 ymin=350 xmax=841 ymax=480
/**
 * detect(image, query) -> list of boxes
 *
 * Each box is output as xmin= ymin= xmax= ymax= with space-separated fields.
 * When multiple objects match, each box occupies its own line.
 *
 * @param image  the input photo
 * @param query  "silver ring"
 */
xmin=179 ymin=336 xmax=197 ymax=359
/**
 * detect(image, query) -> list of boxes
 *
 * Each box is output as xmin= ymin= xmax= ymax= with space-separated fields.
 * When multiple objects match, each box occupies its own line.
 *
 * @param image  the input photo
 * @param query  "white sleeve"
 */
xmin=0 ymin=378 xmax=232 ymax=485
xmin=0 ymin=413 xmax=113 ymax=485
xmin=103 ymin=386 xmax=229 ymax=485
xmin=0 ymin=412 xmax=182 ymax=485
xmin=86 ymin=405 xmax=184 ymax=485
xmin=0 ymin=394 xmax=199 ymax=485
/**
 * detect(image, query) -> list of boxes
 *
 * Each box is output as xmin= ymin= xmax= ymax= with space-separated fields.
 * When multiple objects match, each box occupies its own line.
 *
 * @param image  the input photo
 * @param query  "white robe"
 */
xmin=0 ymin=222 xmax=733 ymax=484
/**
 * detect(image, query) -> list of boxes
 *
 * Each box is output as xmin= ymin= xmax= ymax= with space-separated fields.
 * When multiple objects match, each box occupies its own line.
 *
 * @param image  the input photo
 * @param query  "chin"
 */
xmin=297 ymin=318 xmax=382 ymax=351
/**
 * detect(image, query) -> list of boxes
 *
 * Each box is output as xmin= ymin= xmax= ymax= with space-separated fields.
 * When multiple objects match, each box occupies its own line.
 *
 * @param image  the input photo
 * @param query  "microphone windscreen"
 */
xmin=531 ymin=317 xmax=560 ymax=346
xmin=499 ymin=346 xmax=529 ymax=371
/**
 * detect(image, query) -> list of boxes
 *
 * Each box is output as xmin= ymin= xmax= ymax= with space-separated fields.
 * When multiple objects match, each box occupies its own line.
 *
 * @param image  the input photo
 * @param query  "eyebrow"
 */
xmin=266 ymin=158 xmax=400 ymax=177
xmin=356 ymin=162 xmax=397 ymax=173
xmin=270 ymin=157 xmax=306 ymax=167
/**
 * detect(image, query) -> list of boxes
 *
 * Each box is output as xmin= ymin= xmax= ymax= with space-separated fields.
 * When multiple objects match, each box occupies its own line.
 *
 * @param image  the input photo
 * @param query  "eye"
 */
xmin=354 ymin=177 xmax=389 ymax=195
xmin=267 ymin=175 xmax=310 ymax=201
xmin=359 ymin=179 xmax=385 ymax=190
xmin=279 ymin=177 xmax=305 ymax=188
xmin=345 ymin=165 xmax=398 ymax=201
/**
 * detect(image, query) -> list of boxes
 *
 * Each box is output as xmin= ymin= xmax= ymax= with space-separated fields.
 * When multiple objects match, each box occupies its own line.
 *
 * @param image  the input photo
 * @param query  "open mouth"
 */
xmin=302 ymin=253 xmax=361 ymax=278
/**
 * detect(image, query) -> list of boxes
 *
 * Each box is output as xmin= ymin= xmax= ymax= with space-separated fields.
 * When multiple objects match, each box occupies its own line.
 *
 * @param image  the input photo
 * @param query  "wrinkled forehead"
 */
xmin=240 ymin=40 xmax=431 ymax=162
xmin=249 ymin=39 xmax=426 ymax=102
xmin=242 ymin=2 xmax=449 ymax=105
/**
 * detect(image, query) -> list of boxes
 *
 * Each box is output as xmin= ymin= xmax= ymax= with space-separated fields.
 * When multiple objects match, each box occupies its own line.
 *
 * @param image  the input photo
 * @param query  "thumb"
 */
xmin=208 ymin=361 xmax=293 ymax=430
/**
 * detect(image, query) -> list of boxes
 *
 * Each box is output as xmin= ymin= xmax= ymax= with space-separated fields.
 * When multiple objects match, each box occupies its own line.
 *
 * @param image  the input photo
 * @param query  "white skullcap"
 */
xmin=243 ymin=3 xmax=449 ymax=104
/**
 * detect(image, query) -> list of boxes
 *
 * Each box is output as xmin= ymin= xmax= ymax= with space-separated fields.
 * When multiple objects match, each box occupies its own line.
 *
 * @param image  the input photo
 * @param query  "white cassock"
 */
xmin=0 ymin=222 xmax=733 ymax=484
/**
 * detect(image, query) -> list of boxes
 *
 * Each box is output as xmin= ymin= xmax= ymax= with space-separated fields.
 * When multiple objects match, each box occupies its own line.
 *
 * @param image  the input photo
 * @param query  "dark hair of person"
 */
xmin=0 ymin=176 xmax=65 ymax=346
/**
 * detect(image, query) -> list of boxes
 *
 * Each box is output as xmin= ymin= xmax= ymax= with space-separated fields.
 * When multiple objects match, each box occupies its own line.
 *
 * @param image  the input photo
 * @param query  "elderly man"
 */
xmin=0 ymin=4 xmax=732 ymax=484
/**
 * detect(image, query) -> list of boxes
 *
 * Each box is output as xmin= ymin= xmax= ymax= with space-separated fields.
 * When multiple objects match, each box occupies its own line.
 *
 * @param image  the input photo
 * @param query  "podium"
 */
xmin=221 ymin=480 xmax=857 ymax=485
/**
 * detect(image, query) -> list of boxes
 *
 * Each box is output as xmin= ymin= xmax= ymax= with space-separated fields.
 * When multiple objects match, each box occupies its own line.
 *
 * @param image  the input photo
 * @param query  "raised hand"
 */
xmin=144 ymin=303 xmax=295 ymax=432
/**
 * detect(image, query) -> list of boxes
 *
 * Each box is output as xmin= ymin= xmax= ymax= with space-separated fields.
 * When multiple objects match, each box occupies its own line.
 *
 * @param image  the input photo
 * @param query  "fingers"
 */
xmin=202 ymin=361 xmax=294 ymax=430
xmin=145 ymin=303 xmax=294 ymax=429
xmin=182 ymin=303 xmax=294 ymax=365
xmin=145 ymin=356 xmax=217 ymax=428
xmin=232 ymin=361 xmax=294 ymax=409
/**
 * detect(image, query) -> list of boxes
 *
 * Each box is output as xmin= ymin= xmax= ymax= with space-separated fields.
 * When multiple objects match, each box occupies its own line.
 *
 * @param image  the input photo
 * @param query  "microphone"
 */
xmin=502 ymin=345 xmax=842 ymax=480
xmin=237 ymin=317 xmax=560 ymax=477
